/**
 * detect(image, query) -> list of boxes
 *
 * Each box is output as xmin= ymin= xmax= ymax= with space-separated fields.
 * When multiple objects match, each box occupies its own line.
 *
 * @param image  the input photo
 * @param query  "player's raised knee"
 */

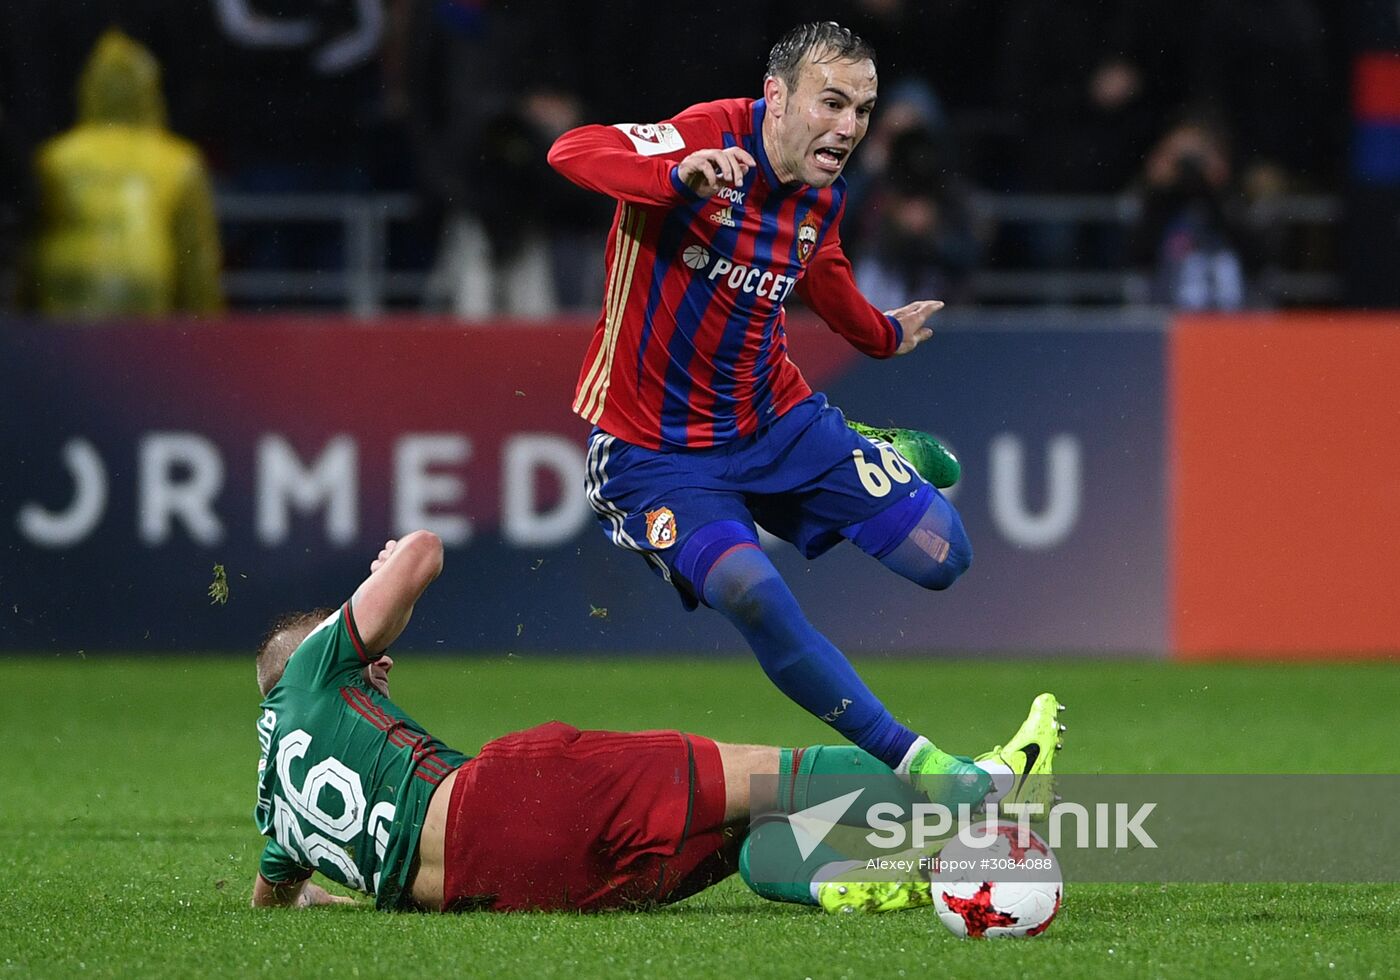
xmin=708 ymin=564 xmax=783 ymax=628
xmin=915 ymin=535 xmax=972 ymax=591
xmin=676 ymin=521 xmax=770 ymax=617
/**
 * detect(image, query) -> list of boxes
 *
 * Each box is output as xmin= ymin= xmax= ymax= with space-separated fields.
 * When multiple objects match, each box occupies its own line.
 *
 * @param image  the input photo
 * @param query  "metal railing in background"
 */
xmin=218 ymin=192 xmax=423 ymax=316
xmin=963 ymin=192 xmax=1344 ymax=306
xmin=217 ymin=192 xmax=1344 ymax=313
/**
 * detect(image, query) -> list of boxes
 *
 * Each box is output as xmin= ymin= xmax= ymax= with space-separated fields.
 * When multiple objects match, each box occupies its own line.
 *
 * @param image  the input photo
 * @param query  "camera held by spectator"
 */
xmin=1131 ymin=114 xmax=1256 ymax=310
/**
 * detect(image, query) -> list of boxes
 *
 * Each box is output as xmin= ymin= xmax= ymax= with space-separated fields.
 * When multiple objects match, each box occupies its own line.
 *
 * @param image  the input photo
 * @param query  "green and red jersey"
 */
xmin=253 ymin=603 xmax=468 ymax=909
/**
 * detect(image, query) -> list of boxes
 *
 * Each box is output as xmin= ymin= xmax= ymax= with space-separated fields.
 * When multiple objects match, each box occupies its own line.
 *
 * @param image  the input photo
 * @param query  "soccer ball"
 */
xmin=929 ymin=821 xmax=1063 ymax=938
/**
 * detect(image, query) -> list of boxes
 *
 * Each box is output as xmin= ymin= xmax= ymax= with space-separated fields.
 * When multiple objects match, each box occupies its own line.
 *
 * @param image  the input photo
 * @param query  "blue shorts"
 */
xmin=584 ymin=394 xmax=939 ymax=608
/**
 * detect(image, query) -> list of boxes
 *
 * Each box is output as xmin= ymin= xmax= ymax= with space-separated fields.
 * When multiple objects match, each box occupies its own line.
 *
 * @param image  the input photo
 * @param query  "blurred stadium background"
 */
xmin=3 ymin=3 xmax=1400 ymax=975
xmin=3 ymin=0 xmax=1398 ymax=658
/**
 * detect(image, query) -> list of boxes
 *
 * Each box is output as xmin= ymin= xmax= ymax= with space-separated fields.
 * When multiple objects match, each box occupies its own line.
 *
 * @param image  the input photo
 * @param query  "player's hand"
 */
xmin=678 ymin=146 xmax=756 ymax=198
xmin=370 ymin=539 xmax=398 ymax=574
xmin=298 ymin=882 xmax=358 ymax=907
xmin=888 ymin=300 xmax=945 ymax=356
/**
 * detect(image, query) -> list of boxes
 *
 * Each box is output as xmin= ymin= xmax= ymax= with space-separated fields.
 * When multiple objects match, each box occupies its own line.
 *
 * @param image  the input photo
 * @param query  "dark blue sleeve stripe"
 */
xmin=886 ymin=314 xmax=904 ymax=351
xmin=670 ymin=166 xmax=705 ymax=201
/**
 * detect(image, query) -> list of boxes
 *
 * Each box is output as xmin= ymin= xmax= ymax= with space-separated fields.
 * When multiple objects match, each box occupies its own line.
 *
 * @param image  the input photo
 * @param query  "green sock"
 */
xmin=737 ymin=746 xmax=936 ymax=907
xmin=743 ymin=747 xmax=939 ymax=907
xmin=776 ymin=745 xmax=925 ymax=816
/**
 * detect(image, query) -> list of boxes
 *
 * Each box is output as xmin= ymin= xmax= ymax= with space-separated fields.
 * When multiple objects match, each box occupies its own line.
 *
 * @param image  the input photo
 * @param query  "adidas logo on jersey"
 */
xmin=708 ymin=205 xmax=737 ymax=228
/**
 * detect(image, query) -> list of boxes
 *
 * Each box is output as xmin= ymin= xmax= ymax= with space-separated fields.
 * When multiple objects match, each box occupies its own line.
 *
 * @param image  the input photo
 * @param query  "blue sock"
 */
xmin=700 ymin=545 xmax=919 ymax=769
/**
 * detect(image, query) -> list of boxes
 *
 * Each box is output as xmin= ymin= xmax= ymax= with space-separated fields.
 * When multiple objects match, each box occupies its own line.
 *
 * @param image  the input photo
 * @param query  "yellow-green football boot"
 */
xmin=974 ymin=693 xmax=1066 ymax=815
xmin=847 ymin=419 xmax=962 ymax=489
xmin=817 ymin=849 xmax=939 ymax=914
xmin=819 ymin=877 xmax=933 ymax=914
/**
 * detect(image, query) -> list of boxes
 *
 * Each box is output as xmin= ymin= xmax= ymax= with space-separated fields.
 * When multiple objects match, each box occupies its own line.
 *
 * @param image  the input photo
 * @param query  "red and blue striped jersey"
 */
xmin=548 ymin=98 xmax=903 ymax=450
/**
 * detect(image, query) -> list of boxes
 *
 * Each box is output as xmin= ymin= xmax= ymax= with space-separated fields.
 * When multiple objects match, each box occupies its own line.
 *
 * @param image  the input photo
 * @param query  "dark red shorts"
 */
xmin=441 ymin=721 xmax=734 ymax=912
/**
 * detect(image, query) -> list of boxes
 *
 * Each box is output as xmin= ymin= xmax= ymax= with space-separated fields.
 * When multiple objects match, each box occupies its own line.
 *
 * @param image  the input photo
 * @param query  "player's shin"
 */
xmin=701 ymin=547 xmax=924 ymax=768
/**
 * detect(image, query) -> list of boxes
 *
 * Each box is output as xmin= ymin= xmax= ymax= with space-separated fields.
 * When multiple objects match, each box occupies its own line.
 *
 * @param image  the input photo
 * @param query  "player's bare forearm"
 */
xmin=351 ymin=530 xmax=444 ymax=653
xmin=251 ymin=875 xmax=357 ymax=908
xmin=251 ymin=873 xmax=307 ymax=907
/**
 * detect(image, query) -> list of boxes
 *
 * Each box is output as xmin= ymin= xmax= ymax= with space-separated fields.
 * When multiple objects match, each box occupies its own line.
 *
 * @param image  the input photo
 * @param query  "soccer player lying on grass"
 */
xmin=547 ymin=21 xmax=1052 ymax=803
xmin=252 ymin=531 xmax=1063 ymax=914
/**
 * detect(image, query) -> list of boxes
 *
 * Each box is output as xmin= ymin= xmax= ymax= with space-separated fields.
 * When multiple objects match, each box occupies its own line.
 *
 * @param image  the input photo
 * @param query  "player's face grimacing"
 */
xmin=364 ymin=655 xmax=394 ymax=697
xmin=768 ymin=54 xmax=877 ymax=188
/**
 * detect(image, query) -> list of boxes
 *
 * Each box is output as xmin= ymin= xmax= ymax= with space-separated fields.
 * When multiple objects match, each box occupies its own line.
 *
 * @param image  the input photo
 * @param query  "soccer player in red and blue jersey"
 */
xmin=549 ymin=22 xmax=1063 ymax=799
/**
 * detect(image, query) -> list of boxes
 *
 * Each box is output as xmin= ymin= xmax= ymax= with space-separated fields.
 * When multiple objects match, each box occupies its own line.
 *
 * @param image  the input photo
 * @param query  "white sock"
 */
xmin=809 ymin=859 xmax=867 ymax=903
xmin=977 ymin=759 xmax=1014 ymax=806
xmin=894 ymin=736 xmax=932 ymax=777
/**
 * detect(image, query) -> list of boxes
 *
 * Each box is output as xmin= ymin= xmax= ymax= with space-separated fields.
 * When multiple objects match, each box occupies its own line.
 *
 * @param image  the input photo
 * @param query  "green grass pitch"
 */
xmin=5 ymin=656 xmax=1399 ymax=978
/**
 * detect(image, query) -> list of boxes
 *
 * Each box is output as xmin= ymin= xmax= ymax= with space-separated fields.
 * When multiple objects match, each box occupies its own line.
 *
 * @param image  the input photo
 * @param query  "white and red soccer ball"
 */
xmin=929 ymin=821 xmax=1063 ymax=939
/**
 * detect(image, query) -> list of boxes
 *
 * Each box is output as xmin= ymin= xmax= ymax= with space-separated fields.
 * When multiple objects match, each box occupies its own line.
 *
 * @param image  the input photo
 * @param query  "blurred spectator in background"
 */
xmin=1 ymin=0 xmax=169 ymax=309
xmin=997 ymin=0 xmax=1155 ymax=197
xmin=854 ymin=125 xmax=982 ymax=310
xmin=1097 ymin=0 xmax=1204 ymax=155
xmin=1190 ymin=0 xmax=1331 ymax=201
xmin=21 ymin=29 xmax=223 ymax=318
xmin=839 ymin=79 xmax=949 ymax=255
xmin=782 ymin=0 xmax=1027 ymax=189
xmin=996 ymin=0 xmax=1155 ymax=269
xmin=398 ymin=0 xmax=606 ymax=316
xmin=1130 ymin=114 xmax=1255 ymax=310
xmin=418 ymin=87 xmax=600 ymax=317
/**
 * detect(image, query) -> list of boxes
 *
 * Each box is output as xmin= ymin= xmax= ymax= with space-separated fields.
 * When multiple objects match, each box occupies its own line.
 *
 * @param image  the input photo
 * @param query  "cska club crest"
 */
xmin=645 ymin=507 xmax=678 ymax=549
xmin=796 ymin=214 xmax=819 ymax=265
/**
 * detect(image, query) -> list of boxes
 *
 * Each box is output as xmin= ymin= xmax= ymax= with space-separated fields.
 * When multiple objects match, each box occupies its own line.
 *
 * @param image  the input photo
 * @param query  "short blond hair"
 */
xmin=255 ymin=608 xmax=334 ymax=696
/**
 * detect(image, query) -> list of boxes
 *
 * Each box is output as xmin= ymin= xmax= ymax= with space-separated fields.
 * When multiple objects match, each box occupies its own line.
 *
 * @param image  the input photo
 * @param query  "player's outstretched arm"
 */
xmin=251 ymin=874 xmax=357 ymax=908
xmin=547 ymin=124 xmax=691 ymax=206
xmin=797 ymin=217 xmax=936 ymax=359
xmin=251 ymin=873 xmax=305 ymax=907
xmin=350 ymin=529 xmax=444 ymax=657
xmin=548 ymin=111 xmax=729 ymax=207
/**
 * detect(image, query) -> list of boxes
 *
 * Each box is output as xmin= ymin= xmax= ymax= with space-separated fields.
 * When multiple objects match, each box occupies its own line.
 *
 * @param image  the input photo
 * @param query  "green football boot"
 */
xmin=974 ymin=693 xmax=1066 ymax=814
xmin=847 ymin=419 xmax=962 ymax=489
xmin=908 ymin=744 xmax=993 ymax=808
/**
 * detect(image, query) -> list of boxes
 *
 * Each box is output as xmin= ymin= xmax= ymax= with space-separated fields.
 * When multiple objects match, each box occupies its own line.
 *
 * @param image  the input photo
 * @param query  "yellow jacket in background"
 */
xmin=29 ymin=29 xmax=223 ymax=318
